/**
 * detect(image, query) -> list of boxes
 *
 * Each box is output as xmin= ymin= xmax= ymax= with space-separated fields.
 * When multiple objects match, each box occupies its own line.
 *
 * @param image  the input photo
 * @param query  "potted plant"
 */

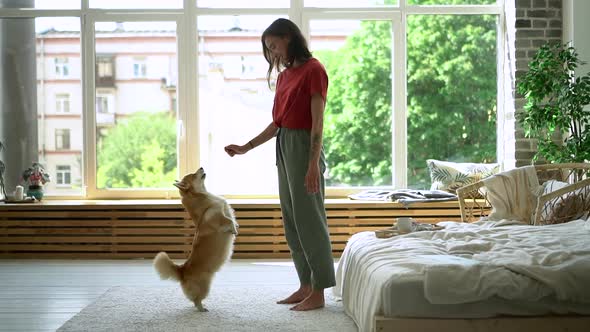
xmin=21 ymin=162 xmax=51 ymax=200
xmin=517 ymin=42 xmax=590 ymax=165
xmin=0 ymin=141 xmax=5 ymax=200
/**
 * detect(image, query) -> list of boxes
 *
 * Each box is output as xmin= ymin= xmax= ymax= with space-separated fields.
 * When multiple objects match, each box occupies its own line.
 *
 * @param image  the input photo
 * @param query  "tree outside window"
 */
xmin=314 ymin=13 xmax=497 ymax=189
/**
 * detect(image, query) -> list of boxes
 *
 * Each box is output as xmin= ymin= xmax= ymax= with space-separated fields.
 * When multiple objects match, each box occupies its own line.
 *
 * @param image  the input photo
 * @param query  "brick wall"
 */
xmin=513 ymin=0 xmax=562 ymax=166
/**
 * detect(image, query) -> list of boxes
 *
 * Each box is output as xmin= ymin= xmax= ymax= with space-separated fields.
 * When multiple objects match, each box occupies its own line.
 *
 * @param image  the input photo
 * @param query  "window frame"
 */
xmin=84 ymin=12 xmax=187 ymax=199
xmin=55 ymin=128 xmax=71 ymax=150
xmin=96 ymin=54 xmax=114 ymax=77
xmin=0 ymin=0 xmax=505 ymax=199
xmin=303 ymin=12 xmax=404 ymax=195
xmin=56 ymin=165 xmax=72 ymax=186
xmin=302 ymin=4 xmax=503 ymax=196
xmin=95 ymin=92 xmax=114 ymax=114
xmin=132 ymin=56 xmax=148 ymax=78
xmin=54 ymin=57 xmax=70 ymax=77
xmin=55 ymin=93 xmax=71 ymax=113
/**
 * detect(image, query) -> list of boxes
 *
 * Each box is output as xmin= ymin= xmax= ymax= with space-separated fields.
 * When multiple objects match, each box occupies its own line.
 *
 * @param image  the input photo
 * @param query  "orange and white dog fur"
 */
xmin=153 ymin=167 xmax=238 ymax=312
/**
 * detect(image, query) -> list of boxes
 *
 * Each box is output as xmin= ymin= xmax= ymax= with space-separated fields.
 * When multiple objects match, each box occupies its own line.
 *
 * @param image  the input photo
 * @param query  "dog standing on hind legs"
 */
xmin=153 ymin=167 xmax=238 ymax=312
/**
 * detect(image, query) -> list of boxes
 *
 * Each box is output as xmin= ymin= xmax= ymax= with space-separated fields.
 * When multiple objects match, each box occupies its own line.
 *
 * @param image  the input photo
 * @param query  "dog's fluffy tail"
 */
xmin=153 ymin=252 xmax=182 ymax=281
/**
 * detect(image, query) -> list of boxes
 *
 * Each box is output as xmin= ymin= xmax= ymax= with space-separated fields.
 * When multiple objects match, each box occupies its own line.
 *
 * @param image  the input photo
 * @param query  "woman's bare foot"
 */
xmin=290 ymin=290 xmax=325 ymax=311
xmin=277 ymin=285 xmax=311 ymax=304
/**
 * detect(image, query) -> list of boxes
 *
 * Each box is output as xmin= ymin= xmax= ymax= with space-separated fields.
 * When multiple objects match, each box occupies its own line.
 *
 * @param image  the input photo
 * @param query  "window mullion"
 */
xmin=81 ymin=12 xmax=97 ymax=198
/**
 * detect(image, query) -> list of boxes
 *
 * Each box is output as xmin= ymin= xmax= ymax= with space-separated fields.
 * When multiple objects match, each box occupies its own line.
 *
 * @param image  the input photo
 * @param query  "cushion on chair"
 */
xmin=537 ymin=180 xmax=588 ymax=225
xmin=427 ymin=159 xmax=500 ymax=194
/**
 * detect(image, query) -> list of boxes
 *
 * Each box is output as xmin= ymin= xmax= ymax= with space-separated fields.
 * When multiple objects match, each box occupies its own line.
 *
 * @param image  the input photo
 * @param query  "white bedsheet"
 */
xmin=334 ymin=218 xmax=590 ymax=332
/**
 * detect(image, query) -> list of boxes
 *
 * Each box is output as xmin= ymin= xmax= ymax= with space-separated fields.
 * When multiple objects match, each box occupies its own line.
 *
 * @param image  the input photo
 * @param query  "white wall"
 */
xmin=564 ymin=0 xmax=590 ymax=75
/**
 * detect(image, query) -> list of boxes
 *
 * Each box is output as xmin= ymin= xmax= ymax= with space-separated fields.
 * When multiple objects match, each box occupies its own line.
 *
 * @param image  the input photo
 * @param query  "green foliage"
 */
xmin=97 ymin=112 xmax=177 ymax=188
xmin=316 ymin=21 xmax=393 ymax=186
xmin=317 ymin=11 xmax=497 ymax=188
xmin=517 ymin=42 xmax=590 ymax=163
xmin=406 ymin=14 xmax=497 ymax=188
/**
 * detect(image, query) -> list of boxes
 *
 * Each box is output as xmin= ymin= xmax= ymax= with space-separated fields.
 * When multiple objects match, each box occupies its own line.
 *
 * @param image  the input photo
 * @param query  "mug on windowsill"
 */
xmin=15 ymin=185 xmax=24 ymax=201
xmin=396 ymin=217 xmax=414 ymax=233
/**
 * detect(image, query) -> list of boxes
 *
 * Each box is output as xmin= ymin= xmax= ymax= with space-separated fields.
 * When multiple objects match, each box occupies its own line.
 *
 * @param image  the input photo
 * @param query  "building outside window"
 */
xmin=96 ymin=55 xmax=115 ymax=87
xmin=55 ymin=129 xmax=71 ymax=150
xmin=96 ymin=94 xmax=113 ymax=114
xmin=55 ymin=93 xmax=70 ymax=113
xmin=133 ymin=57 xmax=147 ymax=78
xmin=56 ymin=165 xmax=72 ymax=186
xmin=54 ymin=57 xmax=69 ymax=77
xmin=97 ymin=56 xmax=113 ymax=77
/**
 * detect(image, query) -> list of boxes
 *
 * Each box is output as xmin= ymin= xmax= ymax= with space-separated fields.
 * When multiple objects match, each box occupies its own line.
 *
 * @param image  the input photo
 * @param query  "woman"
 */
xmin=224 ymin=18 xmax=335 ymax=311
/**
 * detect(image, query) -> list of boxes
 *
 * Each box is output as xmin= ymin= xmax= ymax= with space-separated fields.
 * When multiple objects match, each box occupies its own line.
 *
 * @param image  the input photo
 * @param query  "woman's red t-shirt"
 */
xmin=272 ymin=58 xmax=328 ymax=129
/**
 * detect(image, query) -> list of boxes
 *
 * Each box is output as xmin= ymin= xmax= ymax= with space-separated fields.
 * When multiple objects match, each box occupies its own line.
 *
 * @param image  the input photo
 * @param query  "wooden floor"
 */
xmin=0 ymin=259 xmax=304 ymax=331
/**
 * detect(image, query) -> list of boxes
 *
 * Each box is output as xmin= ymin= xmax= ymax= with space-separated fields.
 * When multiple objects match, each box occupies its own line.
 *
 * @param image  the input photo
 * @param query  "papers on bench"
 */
xmin=348 ymin=189 xmax=457 ymax=206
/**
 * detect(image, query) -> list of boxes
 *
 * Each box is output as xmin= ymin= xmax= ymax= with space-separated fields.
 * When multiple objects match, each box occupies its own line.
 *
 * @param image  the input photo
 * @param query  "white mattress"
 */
xmin=334 ymin=219 xmax=590 ymax=332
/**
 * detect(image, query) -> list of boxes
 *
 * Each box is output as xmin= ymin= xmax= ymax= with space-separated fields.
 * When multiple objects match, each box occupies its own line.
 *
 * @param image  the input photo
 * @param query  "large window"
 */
xmin=0 ymin=1 xmax=503 ymax=198
xmin=310 ymin=19 xmax=394 ymax=187
xmin=36 ymin=17 xmax=83 ymax=196
xmin=406 ymin=14 xmax=498 ymax=189
xmin=94 ymin=21 xmax=179 ymax=191
xmin=197 ymin=15 xmax=283 ymax=195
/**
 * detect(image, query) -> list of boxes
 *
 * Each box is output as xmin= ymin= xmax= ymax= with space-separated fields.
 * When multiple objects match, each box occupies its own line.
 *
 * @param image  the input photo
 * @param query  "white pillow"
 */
xmin=541 ymin=179 xmax=569 ymax=195
xmin=427 ymin=159 xmax=500 ymax=194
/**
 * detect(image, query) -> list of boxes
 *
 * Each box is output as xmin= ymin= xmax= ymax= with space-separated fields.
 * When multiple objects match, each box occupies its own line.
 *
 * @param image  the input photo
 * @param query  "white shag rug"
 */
xmin=57 ymin=286 xmax=357 ymax=332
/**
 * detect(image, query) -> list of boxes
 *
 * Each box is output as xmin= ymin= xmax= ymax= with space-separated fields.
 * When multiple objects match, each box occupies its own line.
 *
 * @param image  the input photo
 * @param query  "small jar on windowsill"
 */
xmin=26 ymin=184 xmax=44 ymax=201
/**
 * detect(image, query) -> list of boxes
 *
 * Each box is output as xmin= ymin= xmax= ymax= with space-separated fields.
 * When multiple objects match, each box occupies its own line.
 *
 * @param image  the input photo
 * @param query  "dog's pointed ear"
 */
xmin=173 ymin=181 xmax=189 ymax=191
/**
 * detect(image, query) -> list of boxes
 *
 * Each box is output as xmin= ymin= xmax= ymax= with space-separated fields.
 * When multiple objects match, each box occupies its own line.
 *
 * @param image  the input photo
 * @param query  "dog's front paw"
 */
xmin=221 ymin=222 xmax=238 ymax=235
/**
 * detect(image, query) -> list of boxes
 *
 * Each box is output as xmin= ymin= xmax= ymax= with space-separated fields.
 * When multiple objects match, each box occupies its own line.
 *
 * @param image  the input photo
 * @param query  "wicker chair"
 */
xmin=457 ymin=163 xmax=590 ymax=225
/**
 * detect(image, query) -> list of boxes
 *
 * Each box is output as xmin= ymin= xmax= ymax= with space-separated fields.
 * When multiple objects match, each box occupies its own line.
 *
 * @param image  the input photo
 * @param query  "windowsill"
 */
xmin=0 ymin=197 xmax=462 ymax=209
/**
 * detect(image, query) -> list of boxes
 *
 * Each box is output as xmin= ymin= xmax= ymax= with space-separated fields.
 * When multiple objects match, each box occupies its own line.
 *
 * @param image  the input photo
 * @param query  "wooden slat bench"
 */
xmin=0 ymin=199 xmax=480 ymax=259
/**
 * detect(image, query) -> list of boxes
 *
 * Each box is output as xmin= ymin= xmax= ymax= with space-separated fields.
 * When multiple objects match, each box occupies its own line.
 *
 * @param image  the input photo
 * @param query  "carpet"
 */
xmin=57 ymin=286 xmax=358 ymax=332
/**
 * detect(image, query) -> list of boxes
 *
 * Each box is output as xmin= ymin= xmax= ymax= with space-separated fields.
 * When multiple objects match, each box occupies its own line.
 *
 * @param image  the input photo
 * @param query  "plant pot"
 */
xmin=27 ymin=185 xmax=44 ymax=201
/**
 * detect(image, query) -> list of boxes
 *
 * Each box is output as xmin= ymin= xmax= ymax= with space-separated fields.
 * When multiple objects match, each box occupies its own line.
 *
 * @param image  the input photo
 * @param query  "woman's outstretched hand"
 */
xmin=224 ymin=144 xmax=249 ymax=157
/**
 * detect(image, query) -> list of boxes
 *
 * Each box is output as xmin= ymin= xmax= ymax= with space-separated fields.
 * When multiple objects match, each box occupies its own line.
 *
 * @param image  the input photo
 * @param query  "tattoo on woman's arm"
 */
xmin=310 ymin=133 xmax=322 ymax=161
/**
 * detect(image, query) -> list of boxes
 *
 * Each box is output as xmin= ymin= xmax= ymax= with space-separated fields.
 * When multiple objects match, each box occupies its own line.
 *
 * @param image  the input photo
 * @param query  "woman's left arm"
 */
xmin=305 ymin=93 xmax=325 ymax=194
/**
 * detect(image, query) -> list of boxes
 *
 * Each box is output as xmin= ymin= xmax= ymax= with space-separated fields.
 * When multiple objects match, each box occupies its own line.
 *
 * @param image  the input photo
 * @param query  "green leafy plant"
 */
xmin=517 ymin=42 xmax=590 ymax=163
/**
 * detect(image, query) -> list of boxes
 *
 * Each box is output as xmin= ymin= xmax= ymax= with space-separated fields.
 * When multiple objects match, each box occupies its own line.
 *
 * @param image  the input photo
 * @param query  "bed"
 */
xmin=334 ymin=164 xmax=590 ymax=332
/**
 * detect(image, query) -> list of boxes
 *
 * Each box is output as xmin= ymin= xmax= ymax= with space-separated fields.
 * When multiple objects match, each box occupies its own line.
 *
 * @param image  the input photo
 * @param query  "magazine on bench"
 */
xmin=348 ymin=189 xmax=457 ymax=205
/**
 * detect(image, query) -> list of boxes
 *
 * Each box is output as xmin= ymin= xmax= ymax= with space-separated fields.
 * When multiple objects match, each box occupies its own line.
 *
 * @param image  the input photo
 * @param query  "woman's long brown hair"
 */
xmin=261 ymin=18 xmax=312 ymax=88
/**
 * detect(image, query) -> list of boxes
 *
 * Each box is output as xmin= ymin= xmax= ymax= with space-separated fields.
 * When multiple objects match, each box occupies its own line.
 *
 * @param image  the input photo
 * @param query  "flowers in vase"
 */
xmin=21 ymin=163 xmax=51 ymax=189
